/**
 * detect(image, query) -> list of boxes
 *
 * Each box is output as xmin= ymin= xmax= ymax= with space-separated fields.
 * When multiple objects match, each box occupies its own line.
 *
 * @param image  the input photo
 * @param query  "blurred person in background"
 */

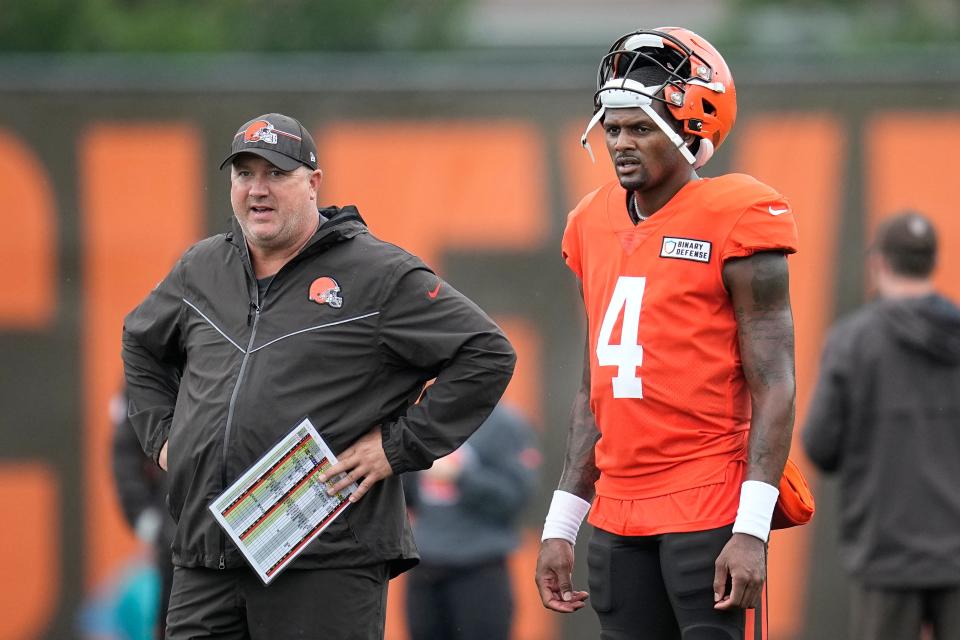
xmin=122 ymin=112 xmax=515 ymax=639
xmin=803 ymin=212 xmax=960 ymax=640
xmin=535 ymin=27 xmax=799 ymax=639
xmin=111 ymin=387 xmax=176 ymax=639
xmin=403 ymin=402 xmax=539 ymax=640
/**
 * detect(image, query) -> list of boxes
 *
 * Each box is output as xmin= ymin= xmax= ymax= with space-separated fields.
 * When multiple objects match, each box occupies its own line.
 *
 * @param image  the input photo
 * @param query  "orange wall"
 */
xmin=3 ymin=108 xmax=960 ymax=639
xmin=734 ymin=114 xmax=845 ymax=637
xmin=0 ymin=130 xmax=59 ymax=638
xmin=867 ymin=113 xmax=960 ymax=300
xmin=80 ymin=123 xmax=203 ymax=588
xmin=318 ymin=120 xmax=548 ymax=268
xmin=0 ymin=465 xmax=59 ymax=640
xmin=0 ymin=129 xmax=55 ymax=329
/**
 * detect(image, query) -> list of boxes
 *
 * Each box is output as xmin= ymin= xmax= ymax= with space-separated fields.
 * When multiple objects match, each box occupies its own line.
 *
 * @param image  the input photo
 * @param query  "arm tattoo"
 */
xmin=725 ymin=251 xmax=797 ymax=481
xmin=558 ymin=285 xmax=601 ymax=500
xmin=731 ymin=253 xmax=796 ymax=389
xmin=558 ymin=395 xmax=601 ymax=498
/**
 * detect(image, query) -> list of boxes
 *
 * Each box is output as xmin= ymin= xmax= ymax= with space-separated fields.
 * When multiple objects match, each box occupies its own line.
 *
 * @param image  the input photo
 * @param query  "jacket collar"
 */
xmin=226 ymin=205 xmax=368 ymax=259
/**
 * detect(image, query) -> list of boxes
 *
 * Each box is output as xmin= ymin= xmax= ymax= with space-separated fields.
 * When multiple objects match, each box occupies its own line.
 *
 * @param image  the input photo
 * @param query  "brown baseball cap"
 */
xmin=873 ymin=211 xmax=938 ymax=277
xmin=220 ymin=113 xmax=318 ymax=171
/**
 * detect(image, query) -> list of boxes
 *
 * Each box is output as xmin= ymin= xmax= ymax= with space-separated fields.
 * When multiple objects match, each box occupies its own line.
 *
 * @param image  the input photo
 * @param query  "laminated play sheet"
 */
xmin=209 ymin=417 xmax=357 ymax=583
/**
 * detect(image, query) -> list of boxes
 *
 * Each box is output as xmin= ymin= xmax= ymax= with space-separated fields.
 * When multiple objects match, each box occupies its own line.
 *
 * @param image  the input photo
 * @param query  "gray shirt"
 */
xmin=403 ymin=404 xmax=538 ymax=566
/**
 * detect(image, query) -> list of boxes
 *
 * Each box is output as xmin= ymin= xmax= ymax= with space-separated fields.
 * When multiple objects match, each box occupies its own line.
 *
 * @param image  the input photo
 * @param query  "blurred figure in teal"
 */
xmin=76 ymin=387 xmax=174 ymax=640
xmin=403 ymin=403 xmax=540 ymax=640
xmin=76 ymin=561 xmax=161 ymax=640
xmin=111 ymin=388 xmax=175 ymax=639
xmin=803 ymin=212 xmax=960 ymax=640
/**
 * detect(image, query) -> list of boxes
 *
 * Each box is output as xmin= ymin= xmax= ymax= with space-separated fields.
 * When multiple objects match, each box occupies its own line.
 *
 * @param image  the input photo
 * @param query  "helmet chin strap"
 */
xmin=580 ymin=107 xmax=606 ymax=164
xmin=581 ymin=78 xmax=697 ymax=166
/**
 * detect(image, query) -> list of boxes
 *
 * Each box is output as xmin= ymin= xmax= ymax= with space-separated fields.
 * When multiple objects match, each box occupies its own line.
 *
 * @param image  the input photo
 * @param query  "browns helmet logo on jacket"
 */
xmin=309 ymin=277 xmax=342 ymax=308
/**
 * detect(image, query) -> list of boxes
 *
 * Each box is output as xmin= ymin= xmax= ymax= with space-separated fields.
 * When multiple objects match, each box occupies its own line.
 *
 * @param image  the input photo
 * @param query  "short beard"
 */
xmin=617 ymin=173 xmax=646 ymax=192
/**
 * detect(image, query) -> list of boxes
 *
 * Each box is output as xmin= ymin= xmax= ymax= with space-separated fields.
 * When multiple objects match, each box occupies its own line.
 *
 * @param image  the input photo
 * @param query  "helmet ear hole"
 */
xmin=701 ymin=98 xmax=717 ymax=116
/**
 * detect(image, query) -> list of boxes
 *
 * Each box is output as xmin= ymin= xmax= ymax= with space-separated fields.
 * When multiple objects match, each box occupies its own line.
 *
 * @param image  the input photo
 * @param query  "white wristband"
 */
xmin=541 ymin=490 xmax=592 ymax=544
xmin=731 ymin=480 xmax=780 ymax=542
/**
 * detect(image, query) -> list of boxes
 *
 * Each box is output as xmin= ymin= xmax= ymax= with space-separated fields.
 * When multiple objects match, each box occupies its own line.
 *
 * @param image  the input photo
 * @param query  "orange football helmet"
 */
xmin=582 ymin=27 xmax=737 ymax=168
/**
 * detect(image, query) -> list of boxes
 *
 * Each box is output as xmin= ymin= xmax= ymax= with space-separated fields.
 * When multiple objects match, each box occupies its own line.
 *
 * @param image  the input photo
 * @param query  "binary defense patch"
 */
xmin=659 ymin=237 xmax=712 ymax=263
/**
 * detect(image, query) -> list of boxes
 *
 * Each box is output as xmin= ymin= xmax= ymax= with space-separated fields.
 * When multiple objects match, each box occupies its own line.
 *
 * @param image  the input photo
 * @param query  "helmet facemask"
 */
xmin=581 ymin=29 xmax=733 ymax=169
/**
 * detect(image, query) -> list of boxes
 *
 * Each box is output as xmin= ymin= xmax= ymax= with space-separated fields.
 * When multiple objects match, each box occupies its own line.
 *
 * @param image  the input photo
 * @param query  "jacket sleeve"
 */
xmin=456 ymin=406 xmax=539 ymax=523
xmin=121 ymin=257 xmax=187 ymax=464
xmin=377 ymin=267 xmax=516 ymax=474
xmin=110 ymin=389 xmax=155 ymax=527
xmin=801 ymin=326 xmax=850 ymax=473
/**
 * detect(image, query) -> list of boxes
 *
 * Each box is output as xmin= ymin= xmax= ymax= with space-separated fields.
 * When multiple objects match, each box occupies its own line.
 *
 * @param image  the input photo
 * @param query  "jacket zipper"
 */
xmin=219 ymin=301 xmax=261 ymax=569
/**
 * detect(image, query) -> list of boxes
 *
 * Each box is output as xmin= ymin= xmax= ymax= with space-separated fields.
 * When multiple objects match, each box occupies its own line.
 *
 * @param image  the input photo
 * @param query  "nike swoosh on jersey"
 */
xmin=768 ymin=206 xmax=790 ymax=216
xmin=427 ymin=281 xmax=442 ymax=299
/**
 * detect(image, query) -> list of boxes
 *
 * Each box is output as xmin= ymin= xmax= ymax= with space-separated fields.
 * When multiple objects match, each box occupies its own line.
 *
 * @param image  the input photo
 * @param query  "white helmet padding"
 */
xmin=580 ymin=78 xmax=697 ymax=166
xmin=621 ymin=33 xmax=668 ymax=51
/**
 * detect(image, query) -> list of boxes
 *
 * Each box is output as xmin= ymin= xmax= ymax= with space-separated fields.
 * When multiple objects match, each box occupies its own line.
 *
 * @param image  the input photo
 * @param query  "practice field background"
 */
xmin=1 ymin=1 xmax=959 ymax=638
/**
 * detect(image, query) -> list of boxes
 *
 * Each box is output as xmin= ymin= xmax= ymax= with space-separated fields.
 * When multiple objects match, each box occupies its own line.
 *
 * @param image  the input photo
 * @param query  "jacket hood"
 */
xmin=878 ymin=294 xmax=960 ymax=364
xmin=304 ymin=205 xmax=368 ymax=253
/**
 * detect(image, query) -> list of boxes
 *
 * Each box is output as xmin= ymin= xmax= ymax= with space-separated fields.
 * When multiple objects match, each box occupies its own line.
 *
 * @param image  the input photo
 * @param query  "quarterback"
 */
xmin=535 ymin=27 xmax=798 ymax=639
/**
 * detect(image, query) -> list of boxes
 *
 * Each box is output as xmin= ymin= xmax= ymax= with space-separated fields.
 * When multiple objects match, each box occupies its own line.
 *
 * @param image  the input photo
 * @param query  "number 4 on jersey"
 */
xmin=596 ymin=276 xmax=646 ymax=398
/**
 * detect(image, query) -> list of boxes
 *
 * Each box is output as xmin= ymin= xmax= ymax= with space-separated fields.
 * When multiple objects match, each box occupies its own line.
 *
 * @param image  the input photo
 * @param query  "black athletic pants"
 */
xmin=155 ymin=547 xmax=173 ymax=640
xmin=165 ymin=563 xmax=389 ymax=640
xmin=588 ymin=525 xmax=751 ymax=640
xmin=405 ymin=557 xmax=513 ymax=640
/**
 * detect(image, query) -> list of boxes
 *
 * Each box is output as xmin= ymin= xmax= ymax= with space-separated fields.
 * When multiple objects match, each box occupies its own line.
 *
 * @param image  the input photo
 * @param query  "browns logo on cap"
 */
xmin=220 ymin=113 xmax=318 ymax=172
xmin=243 ymin=120 xmax=278 ymax=145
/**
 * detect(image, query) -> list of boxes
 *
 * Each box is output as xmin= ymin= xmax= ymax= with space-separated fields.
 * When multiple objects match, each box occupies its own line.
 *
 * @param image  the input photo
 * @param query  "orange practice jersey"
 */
xmin=562 ymin=174 xmax=798 ymax=535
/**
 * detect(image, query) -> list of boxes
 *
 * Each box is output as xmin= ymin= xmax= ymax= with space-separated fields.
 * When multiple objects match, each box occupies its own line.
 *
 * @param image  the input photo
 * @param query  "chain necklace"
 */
xmin=631 ymin=191 xmax=650 ymax=223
